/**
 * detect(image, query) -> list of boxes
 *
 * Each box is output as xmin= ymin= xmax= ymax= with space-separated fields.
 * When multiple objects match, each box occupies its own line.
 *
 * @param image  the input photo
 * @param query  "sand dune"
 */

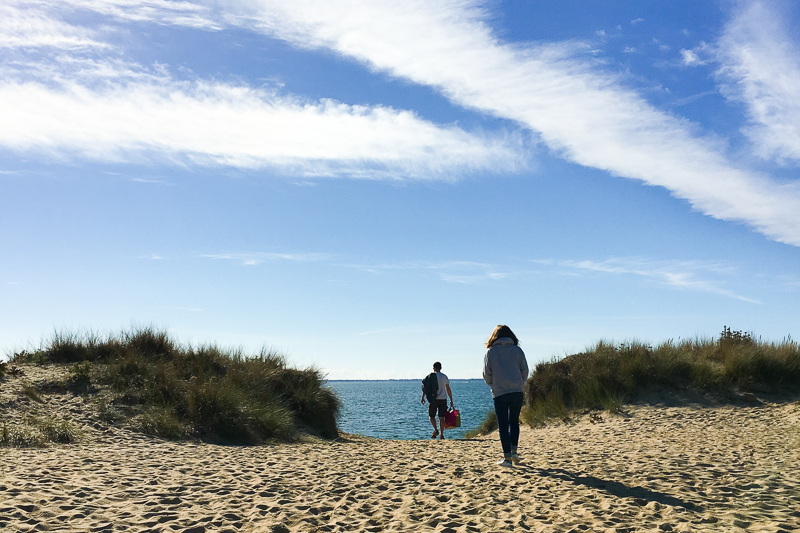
xmin=2 ymin=365 xmax=799 ymax=532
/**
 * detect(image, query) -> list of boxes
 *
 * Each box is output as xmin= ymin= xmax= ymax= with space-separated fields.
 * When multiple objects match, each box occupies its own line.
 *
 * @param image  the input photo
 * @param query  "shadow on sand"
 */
xmin=522 ymin=466 xmax=704 ymax=512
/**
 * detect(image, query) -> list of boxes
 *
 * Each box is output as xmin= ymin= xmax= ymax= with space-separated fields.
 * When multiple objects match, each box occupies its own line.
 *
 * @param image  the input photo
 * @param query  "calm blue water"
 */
xmin=327 ymin=379 xmax=495 ymax=440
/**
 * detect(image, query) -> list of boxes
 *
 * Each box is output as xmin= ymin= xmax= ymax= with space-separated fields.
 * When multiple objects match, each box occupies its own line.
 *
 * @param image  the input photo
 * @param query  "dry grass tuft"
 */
xmin=1 ymin=415 xmax=82 ymax=447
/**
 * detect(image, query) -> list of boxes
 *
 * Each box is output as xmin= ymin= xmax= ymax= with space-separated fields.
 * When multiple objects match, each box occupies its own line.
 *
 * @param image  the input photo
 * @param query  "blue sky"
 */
xmin=2 ymin=0 xmax=799 ymax=379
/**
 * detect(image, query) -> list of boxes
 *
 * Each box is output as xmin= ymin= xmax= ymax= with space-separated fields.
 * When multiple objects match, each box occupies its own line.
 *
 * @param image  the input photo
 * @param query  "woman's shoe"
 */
xmin=510 ymin=452 xmax=522 ymax=465
xmin=497 ymin=458 xmax=514 ymax=468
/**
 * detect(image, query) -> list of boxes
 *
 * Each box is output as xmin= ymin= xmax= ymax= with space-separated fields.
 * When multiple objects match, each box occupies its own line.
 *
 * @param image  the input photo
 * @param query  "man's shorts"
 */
xmin=428 ymin=399 xmax=447 ymax=418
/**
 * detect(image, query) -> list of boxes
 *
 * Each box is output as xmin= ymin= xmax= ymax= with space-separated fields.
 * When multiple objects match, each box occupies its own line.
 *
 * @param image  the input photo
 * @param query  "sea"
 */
xmin=327 ymin=379 xmax=495 ymax=440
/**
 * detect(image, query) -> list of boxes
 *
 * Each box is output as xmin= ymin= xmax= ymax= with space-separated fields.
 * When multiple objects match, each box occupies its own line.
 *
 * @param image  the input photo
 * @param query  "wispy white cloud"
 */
xmin=5 ymin=0 xmax=800 ymax=246
xmin=212 ymin=0 xmax=800 ymax=246
xmin=671 ymin=90 xmax=718 ymax=107
xmin=0 ymin=76 xmax=525 ymax=178
xmin=0 ymin=2 xmax=526 ymax=179
xmin=716 ymin=1 xmax=800 ymax=164
xmin=679 ymin=40 xmax=714 ymax=67
xmin=202 ymin=251 xmax=758 ymax=298
xmin=204 ymin=254 xmax=499 ymax=275
xmin=560 ymin=257 xmax=760 ymax=303
xmin=0 ymin=3 xmax=106 ymax=49
xmin=680 ymin=48 xmax=702 ymax=66
xmin=335 ymin=259 xmax=515 ymax=284
xmin=338 ymin=259 xmax=495 ymax=271
xmin=653 ymin=39 xmax=670 ymax=52
xmin=438 ymin=272 xmax=509 ymax=284
xmin=201 ymin=252 xmax=332 ymax=265
xmin=131 ymin=177 xmax=174 ymax=185
xmin=25 ymin=0 xmax=220 ymax=31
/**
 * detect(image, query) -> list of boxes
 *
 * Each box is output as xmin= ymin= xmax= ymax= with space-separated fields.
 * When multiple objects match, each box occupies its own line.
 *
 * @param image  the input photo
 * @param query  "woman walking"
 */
xmin=482 ymin=325 xmax=529 ymax=468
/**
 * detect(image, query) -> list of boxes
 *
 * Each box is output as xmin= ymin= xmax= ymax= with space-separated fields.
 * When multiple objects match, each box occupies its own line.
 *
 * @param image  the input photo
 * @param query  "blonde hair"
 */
xmin=486 ymin=325 xmax=519 ymax=348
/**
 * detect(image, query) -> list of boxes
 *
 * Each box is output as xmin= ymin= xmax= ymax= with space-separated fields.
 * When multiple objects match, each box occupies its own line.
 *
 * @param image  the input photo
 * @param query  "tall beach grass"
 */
xmin=524 ymin=327 xmax=800 ymax=423
xmin=9 ymin=327 xmax=340 ymax=443
xmin=467 ymin=328 xmax=800 ymax=434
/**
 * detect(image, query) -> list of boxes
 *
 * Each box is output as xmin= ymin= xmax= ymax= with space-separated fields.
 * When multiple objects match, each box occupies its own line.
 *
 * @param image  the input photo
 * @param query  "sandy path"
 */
xmin=2 ymin=369 xmax=799 ymax=532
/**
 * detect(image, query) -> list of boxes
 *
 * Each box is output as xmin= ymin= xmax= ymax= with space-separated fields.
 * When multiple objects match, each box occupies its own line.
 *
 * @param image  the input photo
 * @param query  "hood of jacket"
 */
xmin=492 ymin=336 xmax=515 ymax=347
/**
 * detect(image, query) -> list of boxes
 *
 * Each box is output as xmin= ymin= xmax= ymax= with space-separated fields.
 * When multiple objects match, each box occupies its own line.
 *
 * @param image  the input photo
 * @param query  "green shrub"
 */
xmin=68 ymin=360 xmax=93 ymax=388
xmin=11 ymin=349 xmax=48 ymax=365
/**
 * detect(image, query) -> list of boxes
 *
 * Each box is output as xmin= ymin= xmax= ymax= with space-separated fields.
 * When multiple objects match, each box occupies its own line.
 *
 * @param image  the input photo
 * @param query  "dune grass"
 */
xmin=1 ymin=415 xmax=82 ymax=447
xmin=465 ymin=327 xmax=800 ymax=435
xmin=9 ymin=327 xmax=340 ymax=443
xmin=525 ymin=327 xmax=800 ymax=423
xmin=463 ymin=410 xmax=498 ymax=439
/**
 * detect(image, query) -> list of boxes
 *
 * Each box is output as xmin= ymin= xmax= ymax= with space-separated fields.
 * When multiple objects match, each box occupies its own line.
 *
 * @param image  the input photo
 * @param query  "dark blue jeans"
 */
xmin=493 ymin=391 xmax=524 ymax=455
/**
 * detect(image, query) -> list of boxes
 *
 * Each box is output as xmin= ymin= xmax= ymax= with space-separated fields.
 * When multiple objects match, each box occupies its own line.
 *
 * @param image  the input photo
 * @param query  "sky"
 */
xmin=2 ymin=0 xmax=799 ymax=379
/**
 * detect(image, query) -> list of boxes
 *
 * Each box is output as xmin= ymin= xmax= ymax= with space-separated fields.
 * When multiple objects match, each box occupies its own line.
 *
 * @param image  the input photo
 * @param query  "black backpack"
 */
xmin=422 ymin=372 xmax=439 ymax=402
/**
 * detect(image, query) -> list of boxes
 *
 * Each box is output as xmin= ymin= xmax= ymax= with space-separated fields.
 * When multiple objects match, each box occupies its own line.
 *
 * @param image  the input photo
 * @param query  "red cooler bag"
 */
xmin=444 ymin=408 xmax=461 ymax=429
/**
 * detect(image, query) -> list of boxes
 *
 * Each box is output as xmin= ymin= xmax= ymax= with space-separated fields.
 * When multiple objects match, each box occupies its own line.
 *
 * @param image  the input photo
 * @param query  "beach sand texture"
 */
xmin=2 ymin=366 xmax=800 ymax=532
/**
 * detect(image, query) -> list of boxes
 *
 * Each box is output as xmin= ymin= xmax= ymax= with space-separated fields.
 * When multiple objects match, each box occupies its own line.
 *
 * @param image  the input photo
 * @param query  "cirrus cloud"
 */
xmin=0 ymin=77 xmax=525 ymax=178
xmin=213 ymin=0 xmax=800 ymax=246
xmin=716 ymin=0 xmax=800 ymax=165
xmin=0 ymin=1 xmax=528 ymax=179
xmin=3 ymin=0 xmax=800 ymax=246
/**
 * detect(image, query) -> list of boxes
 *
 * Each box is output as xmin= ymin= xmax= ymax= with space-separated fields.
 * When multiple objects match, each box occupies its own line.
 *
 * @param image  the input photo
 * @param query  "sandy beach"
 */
xmin=2 ymin=366 xmax=799 ymax=532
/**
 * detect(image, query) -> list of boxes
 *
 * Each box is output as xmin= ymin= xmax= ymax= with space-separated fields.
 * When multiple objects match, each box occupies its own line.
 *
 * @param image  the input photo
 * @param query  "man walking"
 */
xmin=421 ymin=362 xmax=454 ymax=440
